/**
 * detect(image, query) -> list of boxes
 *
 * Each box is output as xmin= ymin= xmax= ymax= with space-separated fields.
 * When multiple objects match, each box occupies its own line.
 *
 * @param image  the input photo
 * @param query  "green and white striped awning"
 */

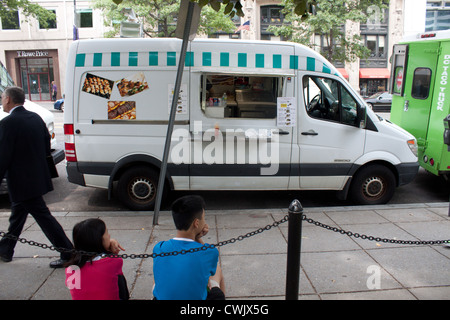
xmin=75 ymin=51 xmax=337 ymax=76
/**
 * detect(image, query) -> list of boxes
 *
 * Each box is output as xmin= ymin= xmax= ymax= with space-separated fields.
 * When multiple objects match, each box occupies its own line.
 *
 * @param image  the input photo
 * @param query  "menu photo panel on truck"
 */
xmin=64 ymin=38 xmax=419 ymax=210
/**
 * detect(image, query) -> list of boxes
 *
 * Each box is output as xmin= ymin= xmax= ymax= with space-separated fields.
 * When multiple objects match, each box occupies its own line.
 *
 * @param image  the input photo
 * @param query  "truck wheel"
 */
xmin=117 ymin=166 xmax=159 ymax=211
xmin=349 ymin=164 xmax=395 ymax=205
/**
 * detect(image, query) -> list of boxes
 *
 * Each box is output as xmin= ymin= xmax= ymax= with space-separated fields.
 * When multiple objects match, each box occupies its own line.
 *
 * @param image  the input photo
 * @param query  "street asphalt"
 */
xmin=0 ymin=202 xmax=449 ymax=300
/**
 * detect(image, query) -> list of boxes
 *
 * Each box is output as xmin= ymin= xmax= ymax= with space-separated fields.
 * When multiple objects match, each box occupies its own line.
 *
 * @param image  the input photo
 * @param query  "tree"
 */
xmin=268 ymin=0 xmax=388 ymax=64
xmin=92 ymin=0 xmax=238 ymax=38
xmin=0 ymin=0 xmax=56 ymax=29
xmin=106 ymin=0 xmax=316 ymax=31
xmin=103 ymin=0 xmax=316 ymax=36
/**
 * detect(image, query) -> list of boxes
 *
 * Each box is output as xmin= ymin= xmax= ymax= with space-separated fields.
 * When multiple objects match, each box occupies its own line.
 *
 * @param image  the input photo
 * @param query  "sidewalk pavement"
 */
xmin=0 ymin=202 xmax=449 ymax=300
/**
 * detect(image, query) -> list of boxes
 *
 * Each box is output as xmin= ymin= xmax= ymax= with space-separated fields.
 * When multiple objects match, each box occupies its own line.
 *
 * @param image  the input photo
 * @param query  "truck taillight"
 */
xmin=64 ymin=124 xmax=77 ymax=162
xmin=420 ymin=33 xmax=436 ymax=38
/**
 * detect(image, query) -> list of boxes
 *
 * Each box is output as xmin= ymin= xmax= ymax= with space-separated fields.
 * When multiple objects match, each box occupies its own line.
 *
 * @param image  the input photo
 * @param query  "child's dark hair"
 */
xmin=65 ymin=218 xmax=107 ymax=268
xmin=171 ymin=195 xmax=206 ymax=231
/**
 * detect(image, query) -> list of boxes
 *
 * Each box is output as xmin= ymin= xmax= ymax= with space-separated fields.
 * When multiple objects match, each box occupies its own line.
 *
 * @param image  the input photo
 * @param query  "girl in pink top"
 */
xmin=65 ymin=218 xmax=129 ymax=300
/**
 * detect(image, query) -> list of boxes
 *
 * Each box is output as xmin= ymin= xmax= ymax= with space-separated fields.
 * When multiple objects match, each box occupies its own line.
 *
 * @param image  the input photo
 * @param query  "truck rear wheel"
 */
xmin=117 ymin=166 xmax=159 ymax=211
xmin=349 ymin=164 xmax=396 ymax=205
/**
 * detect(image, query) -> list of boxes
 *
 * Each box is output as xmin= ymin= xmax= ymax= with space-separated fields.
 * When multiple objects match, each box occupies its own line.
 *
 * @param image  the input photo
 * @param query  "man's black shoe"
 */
xmin=49 ymin=259 xmax=68 ymax=268
xmin=0 ymin=253 xmax=12 ymax=263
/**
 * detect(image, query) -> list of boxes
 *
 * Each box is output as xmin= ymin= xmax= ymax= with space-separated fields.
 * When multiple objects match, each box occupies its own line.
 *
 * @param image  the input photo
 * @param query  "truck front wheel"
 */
xmin=349 ymin=164 xmax=396 ymax=205
xmin=117 ymin=166 xmax=159 ymax=210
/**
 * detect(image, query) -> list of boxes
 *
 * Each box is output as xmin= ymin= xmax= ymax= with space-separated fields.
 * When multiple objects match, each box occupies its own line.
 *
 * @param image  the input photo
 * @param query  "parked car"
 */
xmin=0 ymin=100 xmax=65 ymax=194
xmin=54 ymin=98 xmax=64 ymax=111
xmin=364 ymin=92 xmax=392 ymax=112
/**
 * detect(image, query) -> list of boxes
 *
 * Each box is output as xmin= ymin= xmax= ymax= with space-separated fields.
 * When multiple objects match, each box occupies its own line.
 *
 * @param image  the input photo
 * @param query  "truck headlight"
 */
xmin=407 ymin=139 xmax=418 ymax=157
xmin=47 ymin=122 xmax=55 ymax=140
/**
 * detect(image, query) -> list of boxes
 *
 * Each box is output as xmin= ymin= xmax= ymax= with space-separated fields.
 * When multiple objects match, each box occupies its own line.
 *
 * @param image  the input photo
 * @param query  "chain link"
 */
xmin=301 ymin=214 xmax=450 ymax=246
xmin=0 ymin=214 xmax=289 ymax=259
xmin=0 ymin=213 xmax=448 ymax=260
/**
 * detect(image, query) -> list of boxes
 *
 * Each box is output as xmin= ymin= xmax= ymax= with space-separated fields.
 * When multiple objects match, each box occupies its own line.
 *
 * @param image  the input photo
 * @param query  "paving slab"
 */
xmin=0 ymin=202 xmax=449 ymax=301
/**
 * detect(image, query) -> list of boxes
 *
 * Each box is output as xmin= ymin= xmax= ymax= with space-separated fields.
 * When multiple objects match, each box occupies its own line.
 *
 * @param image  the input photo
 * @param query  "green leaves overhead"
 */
xmin=96 ymin=0 xmax=237 ymax=38
xmin=109 ymin=0 xmax=314 ymax=18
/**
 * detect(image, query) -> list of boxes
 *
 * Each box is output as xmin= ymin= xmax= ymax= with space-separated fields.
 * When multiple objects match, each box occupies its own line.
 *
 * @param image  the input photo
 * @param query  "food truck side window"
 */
xmin=411 ymin=68 xmax=432 ymax=100
xmin=201 ymin=74 xmax=282 ymax=119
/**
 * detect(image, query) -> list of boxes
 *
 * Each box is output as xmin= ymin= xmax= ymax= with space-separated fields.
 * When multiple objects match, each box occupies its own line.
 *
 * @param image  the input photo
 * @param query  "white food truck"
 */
xmin=64 ymin=38 xmax=419 ymax=210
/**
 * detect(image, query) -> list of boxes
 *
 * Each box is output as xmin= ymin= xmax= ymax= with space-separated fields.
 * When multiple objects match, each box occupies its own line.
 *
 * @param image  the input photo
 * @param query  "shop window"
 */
xmin=303 ymin=76 xmax=358 ymax=126
xmin=39 ymin=10 xmax=57 ymax=29
xmin=360 ymin=79 xmax=387 ymax=98
xmin=19 ymin=58 xmax=54 ymax=101
xmin=1 ymin=10 xmax=20 ymax=30
xmin=200 ymin=74 xmax=282 ymax=119
xmin=77 ymin=9 xmax=93 ymax=28
xmin=411 ymin=68 xmax=432 ymax=99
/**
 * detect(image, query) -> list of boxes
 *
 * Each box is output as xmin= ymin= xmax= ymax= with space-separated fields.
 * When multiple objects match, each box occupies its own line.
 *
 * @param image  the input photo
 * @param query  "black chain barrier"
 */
xmin=301 ymin=215 xmax=450 ymax=246
xmin=0 ymin=213 xmax=448 ymax=259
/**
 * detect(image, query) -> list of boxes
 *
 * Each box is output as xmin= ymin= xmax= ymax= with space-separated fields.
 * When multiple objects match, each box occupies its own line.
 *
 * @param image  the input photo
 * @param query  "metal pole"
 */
xmin=73 ymin=0 xmax=78 ymax=40
xmin=285 ymin=199 xmax=303 ymax=300
xmin=152 ymin=1 xmax=195 ymax=225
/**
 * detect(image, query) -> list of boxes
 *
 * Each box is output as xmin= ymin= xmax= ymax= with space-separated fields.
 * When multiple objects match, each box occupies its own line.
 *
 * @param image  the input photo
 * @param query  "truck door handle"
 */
xmin=273 ymin=130 xmax=290 ymax=135
xmin=302 ymin=130 xmax=318 ymax=136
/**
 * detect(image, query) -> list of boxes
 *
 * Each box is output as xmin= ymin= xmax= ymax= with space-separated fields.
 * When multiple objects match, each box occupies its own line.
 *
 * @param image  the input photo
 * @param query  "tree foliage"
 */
xmin=0 ymin=0 xmax=56 ymax=29
xmin=268 ymin=0 xmax=389 ymax=64
xmin=195 ymin=0 xmax=315 ymax=18
xmin=93 ymin=0 xmax=237 ymax=38
xmin=107 ymin=0 xmax=316 ymax=27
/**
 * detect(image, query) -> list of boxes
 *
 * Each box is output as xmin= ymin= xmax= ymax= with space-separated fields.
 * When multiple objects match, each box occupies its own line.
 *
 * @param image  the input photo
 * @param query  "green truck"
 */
xmin=390 ymin=30 xmax=450 ymax=177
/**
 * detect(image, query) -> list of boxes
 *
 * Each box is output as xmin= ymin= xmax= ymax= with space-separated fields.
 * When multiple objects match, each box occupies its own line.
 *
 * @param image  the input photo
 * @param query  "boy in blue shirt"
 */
xmin=152 ymin=195 xmax=225 ymax=300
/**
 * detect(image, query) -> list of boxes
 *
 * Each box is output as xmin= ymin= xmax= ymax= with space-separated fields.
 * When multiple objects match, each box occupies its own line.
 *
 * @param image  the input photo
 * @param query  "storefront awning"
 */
xmin=336 ymin=68 xmax=349 ymax=79
xmin=359 ymin=68 xmax=390 ymax=79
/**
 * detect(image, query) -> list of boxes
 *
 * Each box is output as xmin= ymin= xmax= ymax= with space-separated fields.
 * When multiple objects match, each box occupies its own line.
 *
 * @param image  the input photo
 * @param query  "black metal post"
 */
xmin=285 ymin=199 xmax=303 ymax=300
xmin=152 ymin=1 xmax=195 ymax=225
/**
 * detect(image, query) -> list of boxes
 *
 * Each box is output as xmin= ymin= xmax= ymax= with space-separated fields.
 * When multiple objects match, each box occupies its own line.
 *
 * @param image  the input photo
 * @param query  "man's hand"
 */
xmin=195 ymin=224 xmax=209 ymax=244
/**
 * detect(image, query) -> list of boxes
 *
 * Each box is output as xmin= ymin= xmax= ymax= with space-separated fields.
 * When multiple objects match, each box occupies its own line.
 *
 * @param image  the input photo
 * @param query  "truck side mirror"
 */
xmin=443 ymin=115 xmax=450 ymax=151
xmin=357 ymin=104 xmax=367 ymax=129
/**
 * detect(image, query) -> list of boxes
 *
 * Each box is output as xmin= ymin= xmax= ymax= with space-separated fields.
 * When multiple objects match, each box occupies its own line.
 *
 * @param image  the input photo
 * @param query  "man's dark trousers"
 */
xmin=0 ymin=196 xmax=73 ymax=260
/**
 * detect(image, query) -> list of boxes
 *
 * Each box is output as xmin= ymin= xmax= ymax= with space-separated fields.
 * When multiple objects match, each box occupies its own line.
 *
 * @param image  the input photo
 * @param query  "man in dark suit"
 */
xmin=0 ymin=87 xmax=73 ymax=268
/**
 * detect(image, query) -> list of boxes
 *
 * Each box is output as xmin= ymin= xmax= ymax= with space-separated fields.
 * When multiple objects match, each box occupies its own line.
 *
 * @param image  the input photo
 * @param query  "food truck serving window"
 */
xmin=200 ymin=74 xmax=283 ymax=119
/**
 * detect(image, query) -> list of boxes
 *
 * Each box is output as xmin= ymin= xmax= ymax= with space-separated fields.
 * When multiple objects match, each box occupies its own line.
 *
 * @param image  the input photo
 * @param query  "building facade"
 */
xmin=220 ymin=0 xmax=448 ymax=96
xmin=0 ymin=0 xmax=106 ymax=101
xmin=227 ymin=0 xmax=406 ymax=96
